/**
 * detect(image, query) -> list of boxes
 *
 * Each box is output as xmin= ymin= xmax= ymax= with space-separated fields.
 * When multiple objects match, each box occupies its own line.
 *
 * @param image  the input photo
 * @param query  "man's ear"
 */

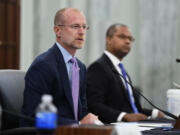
xmin=54 ymin=25 xmax=61 ymax=38
xmin=106 ymin=37 xmax=111 ymax=46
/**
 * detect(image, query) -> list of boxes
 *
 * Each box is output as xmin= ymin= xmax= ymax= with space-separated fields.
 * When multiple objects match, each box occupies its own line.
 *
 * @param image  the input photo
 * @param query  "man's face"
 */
xmin=107 ymin=26 xmax=134 ymax=59
xmin=55 ymin=10 xmax=87 ymax=51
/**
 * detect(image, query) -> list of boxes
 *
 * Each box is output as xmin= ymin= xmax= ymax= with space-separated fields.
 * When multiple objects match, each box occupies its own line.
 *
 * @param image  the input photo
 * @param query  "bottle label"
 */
xmin=36 ymin=112 xmax=57 ymax=129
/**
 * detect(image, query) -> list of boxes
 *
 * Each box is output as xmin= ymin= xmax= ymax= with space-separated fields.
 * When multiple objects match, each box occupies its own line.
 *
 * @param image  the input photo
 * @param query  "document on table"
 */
xmin=137 ymin=122 xmax=173 ymax=128
xmin=111 ymin=122 xmax=173 ymax=132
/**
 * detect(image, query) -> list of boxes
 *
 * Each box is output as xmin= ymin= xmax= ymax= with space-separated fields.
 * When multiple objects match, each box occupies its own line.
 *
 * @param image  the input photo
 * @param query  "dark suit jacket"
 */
xmin=20 ymin=44 xmax=88 ymax=126
xmin=87 ymin=53 xmax=151 ymax=123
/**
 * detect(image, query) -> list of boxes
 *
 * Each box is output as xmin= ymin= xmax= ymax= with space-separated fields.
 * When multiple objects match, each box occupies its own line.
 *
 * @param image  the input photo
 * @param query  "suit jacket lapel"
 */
xmin=51 ymin=44 xmax=74 ymax=114
xmin=102 ymin=54 xmax=131 ymax=103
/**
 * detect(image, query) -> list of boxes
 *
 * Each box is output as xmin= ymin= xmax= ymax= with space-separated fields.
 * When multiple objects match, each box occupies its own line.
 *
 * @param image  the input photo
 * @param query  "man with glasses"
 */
xmin=87 ymin=24 xmax=164 ymax=123
xmin=20 ymin=8 xmax=100 ymax=126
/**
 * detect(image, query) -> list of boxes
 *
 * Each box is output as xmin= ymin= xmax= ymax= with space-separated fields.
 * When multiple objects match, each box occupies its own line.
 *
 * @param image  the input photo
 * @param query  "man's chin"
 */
xmin=123 ymin=49 xmax=130 ymax=55
xmin=73 ymin=44 xmax=84 ymax=49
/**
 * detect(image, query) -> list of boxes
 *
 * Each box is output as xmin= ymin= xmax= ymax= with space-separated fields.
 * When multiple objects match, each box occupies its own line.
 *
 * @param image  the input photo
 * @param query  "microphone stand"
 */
xmin=118 ymin=73 xmax=180 ymax=129
xmin=174 ymin=58 xmax=180 ymax=128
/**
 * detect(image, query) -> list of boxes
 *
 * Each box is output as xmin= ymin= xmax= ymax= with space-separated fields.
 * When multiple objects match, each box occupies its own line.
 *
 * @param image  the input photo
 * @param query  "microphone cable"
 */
xmin=2 ymin=108 xmax=35 ymax=122
xmin=118 ymin=73 xmax=178 ymax=120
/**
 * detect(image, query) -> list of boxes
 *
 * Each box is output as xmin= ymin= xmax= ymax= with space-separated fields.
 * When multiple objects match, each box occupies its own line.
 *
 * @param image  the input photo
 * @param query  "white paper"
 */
xmin=111 ymin=122 xmax=173 ymax=132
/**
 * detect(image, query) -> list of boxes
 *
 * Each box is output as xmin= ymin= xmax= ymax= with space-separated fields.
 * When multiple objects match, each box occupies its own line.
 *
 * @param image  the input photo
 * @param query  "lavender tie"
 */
xmin=70 ymin=57 xmax=79 ymax=120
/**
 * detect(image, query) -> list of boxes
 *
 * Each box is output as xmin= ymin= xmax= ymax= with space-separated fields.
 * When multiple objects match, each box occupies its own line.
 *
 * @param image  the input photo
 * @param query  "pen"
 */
xmin=162 ymin=126 xmax=173 ymax=131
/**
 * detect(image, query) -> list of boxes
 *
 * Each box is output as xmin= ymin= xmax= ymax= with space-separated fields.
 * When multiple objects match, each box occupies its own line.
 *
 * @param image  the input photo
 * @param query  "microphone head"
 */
xmin=176 ymin=59 xmax=180 ymax=63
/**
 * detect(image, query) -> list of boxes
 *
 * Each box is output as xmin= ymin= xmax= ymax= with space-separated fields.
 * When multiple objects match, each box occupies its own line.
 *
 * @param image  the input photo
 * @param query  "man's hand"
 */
xmin=80 ymin=113 xmax=98 ymax=124
xmin=157 ymin=111 xmax=164 ymax=118
xmin=123 ymin=113 xmax=147 ymax=122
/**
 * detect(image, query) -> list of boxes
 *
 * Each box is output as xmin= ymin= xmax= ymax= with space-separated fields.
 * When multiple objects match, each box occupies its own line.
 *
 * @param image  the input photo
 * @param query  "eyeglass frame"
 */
xmin=57 ymin=24 xmax=90 ymax=30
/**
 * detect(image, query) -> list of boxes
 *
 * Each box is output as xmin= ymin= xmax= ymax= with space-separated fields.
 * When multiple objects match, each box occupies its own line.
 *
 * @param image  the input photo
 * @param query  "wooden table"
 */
xmin=55 ymin=124 xmax=113 ymax=135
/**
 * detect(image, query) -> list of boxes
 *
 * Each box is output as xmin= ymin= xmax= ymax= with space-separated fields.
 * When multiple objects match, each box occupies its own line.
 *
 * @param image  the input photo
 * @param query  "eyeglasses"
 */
xmin=58 ymin=24 xmax=90 ymax=30
xmin=116 ymin=34 xmax=135 ymax=42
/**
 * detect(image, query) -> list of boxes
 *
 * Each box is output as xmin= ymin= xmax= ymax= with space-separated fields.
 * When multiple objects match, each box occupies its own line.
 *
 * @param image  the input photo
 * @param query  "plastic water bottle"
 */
xmin=36 ymin=94 xmax=57 ymax=135
xmin=0 ymin=104 xmax=2 ymax=129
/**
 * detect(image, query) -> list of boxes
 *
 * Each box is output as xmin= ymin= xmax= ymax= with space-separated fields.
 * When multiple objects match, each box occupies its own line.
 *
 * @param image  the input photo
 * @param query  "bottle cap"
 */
xmin=41 ymin=94 xmax=52 ymax=103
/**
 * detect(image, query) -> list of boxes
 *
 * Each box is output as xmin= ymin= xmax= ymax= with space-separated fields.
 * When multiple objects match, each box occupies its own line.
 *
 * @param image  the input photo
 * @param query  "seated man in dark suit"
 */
xmin=87 ymin=23 xmax=164 ymax=123
xmin=20 ymin=8 xmax=100 ymax=126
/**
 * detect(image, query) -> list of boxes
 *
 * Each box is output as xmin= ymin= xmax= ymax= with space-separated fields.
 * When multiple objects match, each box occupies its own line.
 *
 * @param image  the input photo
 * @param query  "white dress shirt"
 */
xmin=104 ymin=50 xmax=159 ymax=122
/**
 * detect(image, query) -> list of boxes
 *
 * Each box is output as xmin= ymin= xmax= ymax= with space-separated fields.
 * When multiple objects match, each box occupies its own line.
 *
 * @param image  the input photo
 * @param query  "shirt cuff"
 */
xmin=151 ymin=109 xmax=159 ymax=119
xmin=117 ymin=112 xmax=127 ymax=122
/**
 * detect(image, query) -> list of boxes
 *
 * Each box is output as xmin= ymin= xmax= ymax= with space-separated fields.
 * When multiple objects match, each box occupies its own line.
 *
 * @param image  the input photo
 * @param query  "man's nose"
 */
xmin=78 ymin=27 xmax=86 ymax=34
xmin=125 ymin=38 xmax=131 ymax=44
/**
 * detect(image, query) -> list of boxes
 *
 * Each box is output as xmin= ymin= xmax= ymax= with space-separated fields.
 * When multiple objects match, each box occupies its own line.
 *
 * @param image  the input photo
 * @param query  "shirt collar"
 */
xmin=104 ymin=50 xmax=122 ymax=66
xmin=56 ymin=42 xmax=72 ymax=63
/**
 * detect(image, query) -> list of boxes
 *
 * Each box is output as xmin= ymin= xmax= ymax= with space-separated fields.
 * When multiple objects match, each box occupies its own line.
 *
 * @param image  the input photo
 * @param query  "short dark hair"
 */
xmin=106 ymin=23 xmax=127 ymax=38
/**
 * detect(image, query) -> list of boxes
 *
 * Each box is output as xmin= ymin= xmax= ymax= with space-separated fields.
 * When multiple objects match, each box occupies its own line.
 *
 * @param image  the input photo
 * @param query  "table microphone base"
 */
xmin=173 ymin=115 xmax=180 ymax=129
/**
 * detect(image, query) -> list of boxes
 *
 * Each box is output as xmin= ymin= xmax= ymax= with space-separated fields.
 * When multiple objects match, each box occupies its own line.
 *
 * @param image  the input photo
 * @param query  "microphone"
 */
xmin=176 ymin=59 xmax=180 ymax=63
xmin=2 ymin=108 xmax=35 ymax=122
xmin=117 ymin=72 xmax=178 ymax=120
xmin=173 ymin=82 xmax=180 ymax=89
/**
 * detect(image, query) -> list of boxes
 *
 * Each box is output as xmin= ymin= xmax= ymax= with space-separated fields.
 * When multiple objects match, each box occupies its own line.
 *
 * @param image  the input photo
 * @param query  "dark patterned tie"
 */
xmin=119 ymin=63 xmax=138 ymax=113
